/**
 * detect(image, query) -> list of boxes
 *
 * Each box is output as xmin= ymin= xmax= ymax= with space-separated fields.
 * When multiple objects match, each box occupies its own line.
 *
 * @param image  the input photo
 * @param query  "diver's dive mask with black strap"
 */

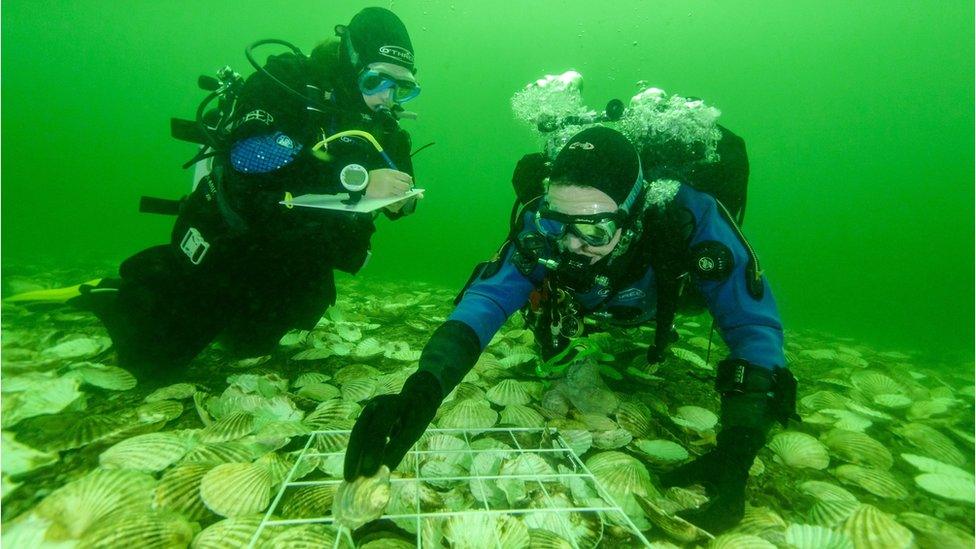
xmin=531 ymin=164 xmax=647 ymax=291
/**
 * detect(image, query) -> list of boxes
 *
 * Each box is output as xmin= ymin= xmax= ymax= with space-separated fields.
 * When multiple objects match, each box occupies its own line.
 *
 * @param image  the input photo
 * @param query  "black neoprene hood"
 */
xmin=549 ymin=126 xmax=641 ymax=207
xmin=345 ymin=7 xmax=415 ymax=73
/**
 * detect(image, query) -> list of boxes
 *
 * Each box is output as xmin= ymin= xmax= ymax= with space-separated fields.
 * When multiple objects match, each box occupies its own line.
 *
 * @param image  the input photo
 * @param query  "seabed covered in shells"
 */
xmin=1 ymin=265 xmax=974 ymax=548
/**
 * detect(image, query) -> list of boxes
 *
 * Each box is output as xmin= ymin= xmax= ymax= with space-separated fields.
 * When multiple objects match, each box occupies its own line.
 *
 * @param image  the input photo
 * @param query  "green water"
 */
xmin=2 ymin=0 xmax=973 ymax=358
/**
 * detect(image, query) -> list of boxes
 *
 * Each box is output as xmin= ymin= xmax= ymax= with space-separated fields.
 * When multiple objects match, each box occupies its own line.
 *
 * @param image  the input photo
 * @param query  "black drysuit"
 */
xmin=75 ymin=47 xmax=414 ymax=376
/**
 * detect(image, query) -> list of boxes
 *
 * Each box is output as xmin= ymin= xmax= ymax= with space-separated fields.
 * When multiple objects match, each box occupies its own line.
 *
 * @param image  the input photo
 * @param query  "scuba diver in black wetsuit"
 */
xmin=343 ymin=116 xmax=799 ymax=531
xmin=65 ymin=8 xmax=423 ymax=378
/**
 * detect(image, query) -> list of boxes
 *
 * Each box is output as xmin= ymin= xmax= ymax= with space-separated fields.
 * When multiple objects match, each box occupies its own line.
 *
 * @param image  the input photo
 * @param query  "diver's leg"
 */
xmin=219 ymin=267 xmax=337 ymax=357
xmin=71 ymin=246 xmax=225 ymax=377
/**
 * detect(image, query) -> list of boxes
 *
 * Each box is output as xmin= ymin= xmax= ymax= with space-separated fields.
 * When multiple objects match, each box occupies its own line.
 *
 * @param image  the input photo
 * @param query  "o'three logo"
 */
xmin=378 ymin=45 xmax=414 ymax=64
xmin=569 ymin=141 xmax=595 ymax=150
xmin=697 ymin=256 xmax=715 ymax=272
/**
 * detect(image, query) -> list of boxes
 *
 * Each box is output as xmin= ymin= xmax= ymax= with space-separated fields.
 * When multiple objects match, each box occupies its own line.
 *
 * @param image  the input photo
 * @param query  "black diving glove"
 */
xmin=659 ymin=359 xmax=798 ymax=534
xmin=344 ymin=370 xmax=443 ymax=481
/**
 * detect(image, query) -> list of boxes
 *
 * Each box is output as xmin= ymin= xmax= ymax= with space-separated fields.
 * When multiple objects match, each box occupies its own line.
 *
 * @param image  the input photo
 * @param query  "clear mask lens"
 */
xmin=358 ymin=70 xmax=420 ymax=103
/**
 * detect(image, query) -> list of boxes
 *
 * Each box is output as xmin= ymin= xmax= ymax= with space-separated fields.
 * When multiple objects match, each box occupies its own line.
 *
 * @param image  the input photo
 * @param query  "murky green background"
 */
xmin=2 ymin=1 xmax=973 ymax=358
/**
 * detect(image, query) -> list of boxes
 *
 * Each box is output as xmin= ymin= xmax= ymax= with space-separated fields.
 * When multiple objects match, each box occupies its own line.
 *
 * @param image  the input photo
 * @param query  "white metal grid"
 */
xmin=250 ymin=427 xmax=653 ymax=548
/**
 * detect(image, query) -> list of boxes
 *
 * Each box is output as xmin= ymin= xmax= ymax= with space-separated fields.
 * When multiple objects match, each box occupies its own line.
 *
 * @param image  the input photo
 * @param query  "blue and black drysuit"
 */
xmin=419 ymin=183 xmax=785 ymax=394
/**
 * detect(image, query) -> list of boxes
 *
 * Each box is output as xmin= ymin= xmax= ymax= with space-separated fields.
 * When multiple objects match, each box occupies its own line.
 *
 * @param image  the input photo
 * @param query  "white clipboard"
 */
xmin=280 ymin=188 xmax=425 ymax=213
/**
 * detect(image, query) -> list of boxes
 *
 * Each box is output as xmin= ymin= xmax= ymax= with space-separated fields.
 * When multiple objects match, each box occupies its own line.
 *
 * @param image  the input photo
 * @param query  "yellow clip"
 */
xmin=283 ymin=191 xmax=294 ymax=209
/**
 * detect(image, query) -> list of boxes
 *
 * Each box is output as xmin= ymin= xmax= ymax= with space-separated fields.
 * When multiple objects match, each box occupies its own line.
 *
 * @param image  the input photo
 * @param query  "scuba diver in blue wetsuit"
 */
xmin=344 ymin=116 xmax=798 ymax=531
xmin=61 ymin=8 xmax=423 ymax=377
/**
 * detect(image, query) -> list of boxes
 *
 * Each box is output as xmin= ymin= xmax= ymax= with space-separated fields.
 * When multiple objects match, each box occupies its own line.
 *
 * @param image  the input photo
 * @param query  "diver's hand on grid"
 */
xmin=344 ymin=370 xmax=442 ymax=481
xmin=366 ymin=168 xmax=413 ymax=199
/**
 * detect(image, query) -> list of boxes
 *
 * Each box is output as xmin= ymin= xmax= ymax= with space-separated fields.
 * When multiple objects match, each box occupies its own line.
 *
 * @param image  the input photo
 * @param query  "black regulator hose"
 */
xmin=244 ymin=39 xmax=318 ymax=108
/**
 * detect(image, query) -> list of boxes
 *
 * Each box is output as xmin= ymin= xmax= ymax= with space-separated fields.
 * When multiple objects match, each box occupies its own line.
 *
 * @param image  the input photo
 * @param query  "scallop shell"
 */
xmin=783 ymin=524 xmax=854 ymax=549
xmin=448 ymin=382 xmax=487 ymax=403
xmin=136 ymin=400 xmax=184 ymax=423
xmin=290 ymin=348 xmax=336 ymax=361
xmin=632 ymin=439 xmax=689 ymax=464
xmin=906 ymin=398 xmax=954 ymax=420
xmin=634 ymin=493 xmax=711 ymax=543
xmin=670 ymin=347 xmax=712 ymax=370
xmin=841 ymin=504 xmax=914 ymax=549
xmin=592 ymin=428 xmax=633 ymax=450
xmin=670 ymin=406 xmax=718 ymax=432
xmin=100 ymin=432 xmax=190 ymax=472
xmin=487 ymin=379 xmax=534 ymax=406
xmin=577 ymin=413 xmax=618 ymax=432
xmin=182 ymin=441 xmax=257 ymax=465
xmin=296 ymin=382 xmax=341 ymax=402
xmin=844 ymin=402 xmax=892 ymax=422
xmin=334 ymin=364 xmax=382 ymax=384
xmin=374 ymin=372 xmax=410 ymax=396
xmin=499 ymin=404 xmax=545 ymax=429
xmin=767 ymin=432 xmax=830 ymax=470
xmin=78 ymin=510 xmax=194 ymax=548
xmin=292 ymin=372 xmax=331 ymax=388
xmin=799 ymin=391 xmax=850 ymax=412
xmin=145 ymin=383 xmax=196 ymax=402
xmin=41 ymin=336 xmax=110 ymax=360
xmin=420 ymin=434 xmax=471 ymax=467
xmin=153 ymin=462 xmax=213 ymax=521
xmin=341 ymin=377 xmax=377 ymax=403
xmin=443 ymin=513 xmax=531 ymax=549
xmin=437 ymin=399 xmax=498 ymax=433
xmin=336 ymin=323 xmax=363 ymax=342
xmin=385 ymin=341 xmax=421 ymax=362
xmin=266 ymin=524 xmax=338 ymax=547
xmin=199 ymin=462 xmax=274 ymax=517
xmin=548 ymin=420 xmax=593 ymax=456
xmin=527 ymin=528 xmax=574 ymax=549
xmin=191 ymin=515 xmax=278 ymax=549
xmin=914 ymin=473 xmax=975 ymax=503
xmin=820 ymin=409 xmax=872 ymax=432
xmin=707 ymin=533 xmax=776 ymax=548
xmin=199 ymin=411 xmax=255 ymax=443
xmin=615 ymin=401 xmax=653 ymax=438
xmin=897 ymin=423 xmax=966 ymax=466
xmin=872 ymin=394 xmax=912 ymax=409
xmin=850 ymin=372 xmax=906 ymax=398
xmin=833 ymin=464 xmax=908 ymax=499
xmin=332 ymin=465 xmax=392 ymax=530
xmin=733 ymin=506 xmax=787 ymax=545
xmin=587 ymin=451 xmax=659 ymax=526
xmin=67 ymin=363 xmax=137 ymax=391
xmin=1 ymin=433 xmax=58 ymax=476
xmin=280 ymin=484 xmax=339 ymax=519
xmin=799 ymin=481 xmax=859 ymax=526
xmin=898 ymin=512 xmax=975 ymax=549
xmin=255 ymin=451 xmax=293 ymax=485
xmin=900 ymin=453 xmax=974 ymax=479
xmin=34 ymin=469 xmax=155 ymax=540
xmin=304 ymin=400 xmax=361 ymax=430
xmin=52 ymin=413 xmax=129 ymax=451
xmin=820 ymin=429 xmax=892 ymax=469
xmin=352 ymin=338 xmax=385 ymax=359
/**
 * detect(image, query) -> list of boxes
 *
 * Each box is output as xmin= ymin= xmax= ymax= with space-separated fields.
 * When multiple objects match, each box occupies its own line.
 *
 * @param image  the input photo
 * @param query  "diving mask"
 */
xmin=534 ymin=207 xmax=622 ymax=247
xmin=358 ymin=64 xmax=420 ymax=103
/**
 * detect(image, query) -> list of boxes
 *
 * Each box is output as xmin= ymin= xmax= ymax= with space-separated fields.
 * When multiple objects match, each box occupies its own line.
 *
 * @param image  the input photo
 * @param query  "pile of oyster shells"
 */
xmin=1 ymin=266 xmax=973 ymax=548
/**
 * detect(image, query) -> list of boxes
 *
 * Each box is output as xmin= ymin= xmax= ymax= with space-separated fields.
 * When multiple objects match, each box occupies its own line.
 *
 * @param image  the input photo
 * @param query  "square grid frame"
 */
xmin=249 ymin=427 xmax=653 ymax=548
